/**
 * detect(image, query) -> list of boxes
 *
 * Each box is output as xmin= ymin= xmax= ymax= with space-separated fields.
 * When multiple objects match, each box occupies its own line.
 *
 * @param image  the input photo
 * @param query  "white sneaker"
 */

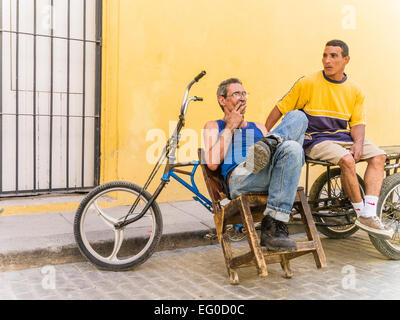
xmin=355 ymin=216 xmax=394 ymax=240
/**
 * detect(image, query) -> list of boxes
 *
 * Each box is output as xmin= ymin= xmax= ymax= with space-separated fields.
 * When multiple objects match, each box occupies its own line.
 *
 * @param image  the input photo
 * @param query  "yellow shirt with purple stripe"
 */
xmin=276 ymin=70 xmax=366 ymax=153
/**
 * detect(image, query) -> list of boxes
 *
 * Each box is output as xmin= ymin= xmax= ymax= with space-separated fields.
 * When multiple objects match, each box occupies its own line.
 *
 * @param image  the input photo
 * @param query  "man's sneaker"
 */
xmin=245 ymin=136 xmax=281 ymax=174
xmin=260 ymin=215 xmax=297 ymax=251
xmin=355 ymin=216 xmax=394 ymax=240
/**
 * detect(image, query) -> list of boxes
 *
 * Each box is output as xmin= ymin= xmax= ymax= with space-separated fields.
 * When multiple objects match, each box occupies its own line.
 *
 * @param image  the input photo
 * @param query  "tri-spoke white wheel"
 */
xmin=74 ymin=181 xmax=163 ymax=270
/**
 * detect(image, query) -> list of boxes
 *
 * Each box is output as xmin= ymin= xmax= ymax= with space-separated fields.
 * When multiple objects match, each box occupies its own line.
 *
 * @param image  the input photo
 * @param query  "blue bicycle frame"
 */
xmin=162 ymin=161 xmax=244 ymax=233
xmin=161 ymin=161 xmax=213 ymax=213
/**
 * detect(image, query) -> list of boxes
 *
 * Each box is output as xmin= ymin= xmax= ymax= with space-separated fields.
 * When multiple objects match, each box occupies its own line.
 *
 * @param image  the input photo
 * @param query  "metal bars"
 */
xmin=94 ymin=0 xmax=102 ymax=186
xmin=81 ymin=0 xmax=86 ymax=189
xmin=0 ymin=0 xmax=102 ymax=197
xmin=0 ymin=0 xmax=3 ymax=193
xmin=49 ymin=0 xmax=54 ymax=191
xmin=15 ymin=0 xmax=20 ymax=192
xmin=66 ymin=0 xmax=70 ymax=190
xmin=33 ymin=0 xmax=37 ymax=192
xmin=0 ymin=29 xmax=100 ymax=44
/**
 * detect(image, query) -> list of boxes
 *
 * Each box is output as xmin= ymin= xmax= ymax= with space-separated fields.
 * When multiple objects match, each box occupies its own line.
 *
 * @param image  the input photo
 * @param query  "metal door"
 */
xmin=0 ymin=0 xmax=102 ymax=196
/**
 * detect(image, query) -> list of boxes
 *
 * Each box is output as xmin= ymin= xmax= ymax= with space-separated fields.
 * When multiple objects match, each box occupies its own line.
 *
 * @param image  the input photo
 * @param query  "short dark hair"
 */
xmin=217 ymin=78 xmax=242 ymax=111
xmin=326 ymin=39 xmax=349 ymax=57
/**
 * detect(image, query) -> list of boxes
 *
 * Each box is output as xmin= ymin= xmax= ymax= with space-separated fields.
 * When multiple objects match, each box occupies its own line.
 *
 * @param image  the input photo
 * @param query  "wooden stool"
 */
xmin=198 ymin=149 xmax=327 ymax=285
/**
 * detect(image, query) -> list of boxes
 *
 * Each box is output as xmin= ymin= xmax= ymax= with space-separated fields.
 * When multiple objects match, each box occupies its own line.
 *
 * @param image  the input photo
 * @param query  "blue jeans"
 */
xmin=228 ymin=110 xmax=308 ymax=222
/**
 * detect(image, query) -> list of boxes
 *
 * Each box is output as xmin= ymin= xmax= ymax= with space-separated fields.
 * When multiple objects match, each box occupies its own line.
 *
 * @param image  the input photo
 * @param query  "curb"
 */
xmin=0 ymin=229 xmax=219 ymax=272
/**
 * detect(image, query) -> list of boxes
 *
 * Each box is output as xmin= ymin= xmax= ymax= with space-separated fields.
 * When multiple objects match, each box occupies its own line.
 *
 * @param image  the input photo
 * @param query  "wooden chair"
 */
xmin=198 ymin=149 xmax=327 ymax=285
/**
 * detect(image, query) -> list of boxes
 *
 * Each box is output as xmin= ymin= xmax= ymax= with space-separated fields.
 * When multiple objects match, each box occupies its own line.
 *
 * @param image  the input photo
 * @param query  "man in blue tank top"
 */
xmin=203 ymin=78 xmax=308 ymax=251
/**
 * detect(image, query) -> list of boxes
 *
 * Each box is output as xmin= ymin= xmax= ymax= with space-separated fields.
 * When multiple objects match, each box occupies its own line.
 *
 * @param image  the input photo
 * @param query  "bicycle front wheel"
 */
xmin=74 ymin=181 xmax=163 ymax=271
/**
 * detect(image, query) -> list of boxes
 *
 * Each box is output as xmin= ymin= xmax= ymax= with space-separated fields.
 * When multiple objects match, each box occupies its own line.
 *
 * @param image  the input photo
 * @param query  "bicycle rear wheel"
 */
xmin=309 ymin=168 xmax=365 ymax=239
xmin=74 ymin=181 xmax=163 ymax=270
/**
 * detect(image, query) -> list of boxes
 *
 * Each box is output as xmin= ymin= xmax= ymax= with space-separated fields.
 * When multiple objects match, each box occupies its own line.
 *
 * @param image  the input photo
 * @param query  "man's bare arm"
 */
xmin=350 ymin=124 xmax=365 ymax=163
xmin=203 ymin=121 xmax=235 ymax=171
xmin=265 ymin=106 xmax=283 ymax=131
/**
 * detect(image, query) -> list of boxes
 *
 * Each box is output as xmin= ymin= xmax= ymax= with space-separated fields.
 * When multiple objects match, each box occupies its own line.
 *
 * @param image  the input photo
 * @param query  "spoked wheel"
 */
xmin=369 ymin=173 xmax=400 ymax=259
xmin=74 ymin=181 xmax=163 ymax=271
xmin=309 ymin=168 xmax=365 ymax=239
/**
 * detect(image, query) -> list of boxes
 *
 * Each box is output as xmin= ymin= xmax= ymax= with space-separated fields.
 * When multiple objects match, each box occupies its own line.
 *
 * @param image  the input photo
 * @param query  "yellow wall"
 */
xmin=101 ymin=0 xmax=400 ymax=203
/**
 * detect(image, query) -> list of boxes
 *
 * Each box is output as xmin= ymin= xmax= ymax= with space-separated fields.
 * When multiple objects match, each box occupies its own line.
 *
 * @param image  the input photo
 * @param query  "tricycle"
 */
xmin=73 ymin=72 xmax=400 ymax=271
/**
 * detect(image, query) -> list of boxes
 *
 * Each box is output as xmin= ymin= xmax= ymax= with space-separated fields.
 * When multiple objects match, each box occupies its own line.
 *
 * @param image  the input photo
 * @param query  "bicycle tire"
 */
xmin=309 ymin=167 xmax=365 ymax=239
xmin=74 ymin=181 xmax=163 ymax=271
xmin=369 ymin=173 xmax=400 ymax=260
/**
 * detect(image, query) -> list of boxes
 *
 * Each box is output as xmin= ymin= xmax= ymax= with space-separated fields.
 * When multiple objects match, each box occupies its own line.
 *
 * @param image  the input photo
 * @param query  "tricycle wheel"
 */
xmin=309 ymin=168 xmax=365 ymax=239
xmin=74 ymin=181 xmax=163 ymax=270
xmin=369 ymin=173 xmax=400 ymax=259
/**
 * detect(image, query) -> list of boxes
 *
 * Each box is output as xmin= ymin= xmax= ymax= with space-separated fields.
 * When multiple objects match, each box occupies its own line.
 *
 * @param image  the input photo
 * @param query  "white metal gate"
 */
xmin=0 ymin=0 xmax=102 ymax=196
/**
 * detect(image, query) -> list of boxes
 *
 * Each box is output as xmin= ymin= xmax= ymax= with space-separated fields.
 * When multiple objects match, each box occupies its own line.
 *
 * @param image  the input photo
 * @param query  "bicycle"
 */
xmin=73 ymin=71 xmax=220 ymax=270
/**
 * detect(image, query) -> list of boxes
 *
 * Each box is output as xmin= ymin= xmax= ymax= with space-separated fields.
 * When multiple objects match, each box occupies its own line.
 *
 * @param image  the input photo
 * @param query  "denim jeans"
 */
xmin=228 ymin=110 xmax=308 ymax=222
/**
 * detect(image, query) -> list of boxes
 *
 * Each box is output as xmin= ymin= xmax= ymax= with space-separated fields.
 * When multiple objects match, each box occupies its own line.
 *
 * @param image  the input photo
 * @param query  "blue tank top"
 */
xmin=216 ymin=120 xmax=264 ymax=181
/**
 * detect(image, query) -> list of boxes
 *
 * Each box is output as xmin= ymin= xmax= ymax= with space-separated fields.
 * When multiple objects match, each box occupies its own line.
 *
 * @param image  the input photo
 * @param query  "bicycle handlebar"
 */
xmin=180 ymin=71 xmax=206 ymax=115
xmin=194 ymin=71 xmax=206 ymax=82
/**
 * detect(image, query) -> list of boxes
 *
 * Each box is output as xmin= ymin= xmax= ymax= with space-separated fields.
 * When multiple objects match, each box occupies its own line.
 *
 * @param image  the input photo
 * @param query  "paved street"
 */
xmin=0 ymin=231 xmax=399 ymax=300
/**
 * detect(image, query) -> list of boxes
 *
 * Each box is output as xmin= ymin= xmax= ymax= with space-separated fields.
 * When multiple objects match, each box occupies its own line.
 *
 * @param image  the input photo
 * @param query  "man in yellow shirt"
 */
xmin=264 ymin=39 xmax=393 ymax=239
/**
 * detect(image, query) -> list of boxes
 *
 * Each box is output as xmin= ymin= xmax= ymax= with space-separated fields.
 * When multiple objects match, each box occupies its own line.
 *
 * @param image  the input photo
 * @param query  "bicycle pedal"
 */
xmin=204 ymin=233 xmax=218 ymax=240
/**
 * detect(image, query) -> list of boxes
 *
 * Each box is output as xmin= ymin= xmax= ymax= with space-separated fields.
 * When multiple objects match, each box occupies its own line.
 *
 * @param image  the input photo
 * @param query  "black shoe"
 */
xmin=245 ymin=135 xmax=282 ymax=174
xmin=259 ymin=135 xmax=281 ymax=154
xmin=260 ymin=215 xmax=297 ymax=252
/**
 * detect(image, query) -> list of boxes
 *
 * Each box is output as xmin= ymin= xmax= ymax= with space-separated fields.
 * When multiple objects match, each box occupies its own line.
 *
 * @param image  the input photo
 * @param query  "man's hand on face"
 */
xmin=350 ymin=142 xmax=363 ymax=163
xmin=224 ymin=103 xmax=246 ymax=131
